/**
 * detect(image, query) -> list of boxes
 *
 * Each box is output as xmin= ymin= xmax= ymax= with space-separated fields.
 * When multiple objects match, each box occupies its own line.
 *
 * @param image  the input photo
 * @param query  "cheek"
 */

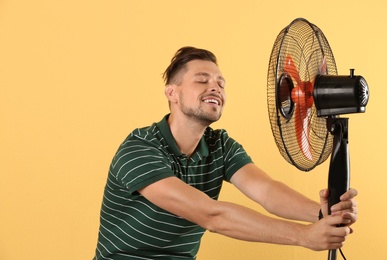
xmin=179 ymin=91 xmax=199 ymax=104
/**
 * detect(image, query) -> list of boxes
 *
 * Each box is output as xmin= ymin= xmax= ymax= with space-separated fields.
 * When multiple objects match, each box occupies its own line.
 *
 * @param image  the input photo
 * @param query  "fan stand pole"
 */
xmin=326 ymin=117 xmax=350 ymax=260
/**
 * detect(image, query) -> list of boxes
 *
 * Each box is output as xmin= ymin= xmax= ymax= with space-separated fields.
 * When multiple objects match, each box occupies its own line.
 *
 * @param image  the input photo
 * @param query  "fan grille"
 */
xmin=267 ymin=18 xmax=337 ymax=171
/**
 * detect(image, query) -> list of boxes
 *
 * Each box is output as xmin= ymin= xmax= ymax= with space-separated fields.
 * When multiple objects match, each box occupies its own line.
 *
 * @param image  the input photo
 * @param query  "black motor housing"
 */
xmin=314 ymin=69 xmax=369 ymax=117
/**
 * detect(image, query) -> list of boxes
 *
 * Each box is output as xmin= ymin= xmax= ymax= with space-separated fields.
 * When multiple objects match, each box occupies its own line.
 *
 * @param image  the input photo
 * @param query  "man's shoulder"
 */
xmin=125 ymin=114 xmax=168 ymax=142
xmin=129 ymin=123 xmax=159 ymax=139
xmin=119 ymin=122 xmax=163 ymax=150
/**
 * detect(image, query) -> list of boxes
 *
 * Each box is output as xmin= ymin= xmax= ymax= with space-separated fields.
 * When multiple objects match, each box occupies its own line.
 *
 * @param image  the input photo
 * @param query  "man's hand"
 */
xmin=320 ymin=188 xmax=358 ymax=230
xmin=304 ymin=215 xmax=351 ymax=251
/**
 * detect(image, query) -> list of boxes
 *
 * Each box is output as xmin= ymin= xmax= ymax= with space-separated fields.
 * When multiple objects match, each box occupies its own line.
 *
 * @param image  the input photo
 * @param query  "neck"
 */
xmin=167 ymin=113 xmax=207 ymax=158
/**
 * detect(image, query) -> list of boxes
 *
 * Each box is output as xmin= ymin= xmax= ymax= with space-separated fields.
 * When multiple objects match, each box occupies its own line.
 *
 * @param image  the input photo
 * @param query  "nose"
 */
xmin=211 ymin=87 xmax=220 ymax=93
xmin=210 ymin=82 xmax=222 ymax=93
xmin=209 ymin=81 xmax=226 ymax=104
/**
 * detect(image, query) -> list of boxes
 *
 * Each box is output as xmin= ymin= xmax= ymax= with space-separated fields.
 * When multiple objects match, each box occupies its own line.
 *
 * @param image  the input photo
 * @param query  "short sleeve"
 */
xmin=110 ymin=135 xmax=174 ymax=194
xmin=220 ymin=131 xmax=253 ymax=181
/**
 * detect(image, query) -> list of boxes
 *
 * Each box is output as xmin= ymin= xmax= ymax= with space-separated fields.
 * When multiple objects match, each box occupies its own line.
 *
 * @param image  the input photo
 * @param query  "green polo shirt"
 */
xmin=95 ymin=114 xmax=253 ymax=260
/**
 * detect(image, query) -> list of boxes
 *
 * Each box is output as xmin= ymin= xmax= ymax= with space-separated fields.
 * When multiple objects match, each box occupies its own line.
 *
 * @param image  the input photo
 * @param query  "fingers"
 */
xmin=340 ymin=188 xmax=358 ymax=201
xmin=320 ymin=188 xmax=329 ymax=198
xmin=326 ymin=215 xmax=350 ymax=227
xmin=342 ymin=211 xmax=358 ymax=225
xmin=312 ymin=216 xmax=351 ymax=251
xmin=326 ymin=238 xmax=347 ymax=250
xmin=314 ymin=187 xmax=358 ymax=251
xmin=328 ymin=226 xmax=350 ymax=249
xmin=326 ymin=216 xmax=351 ymax=249
xmin=331 ymin=199 xmax=357 ymax=214
xmin=319 ymin=189 xmax=329 ymax=216
xmin=331 ymin=201 xmax=358 ymax=227
xmin=330 ymin=189 xmax=358 ymax=221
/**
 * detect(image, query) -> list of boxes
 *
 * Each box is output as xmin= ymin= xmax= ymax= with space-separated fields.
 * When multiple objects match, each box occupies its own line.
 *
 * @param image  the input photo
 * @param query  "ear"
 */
xmin=165 ymin=84 xmax=178 ymax=103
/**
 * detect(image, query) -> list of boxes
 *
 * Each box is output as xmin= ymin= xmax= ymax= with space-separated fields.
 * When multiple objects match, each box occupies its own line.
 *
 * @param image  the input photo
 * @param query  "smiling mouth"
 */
xmin=203 ymin=98 xmax=220 ymax=106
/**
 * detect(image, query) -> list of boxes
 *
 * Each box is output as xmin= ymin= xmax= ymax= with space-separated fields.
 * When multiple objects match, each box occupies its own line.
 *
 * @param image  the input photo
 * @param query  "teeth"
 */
xmin=204 ymin=99 xmax=219 ymax=105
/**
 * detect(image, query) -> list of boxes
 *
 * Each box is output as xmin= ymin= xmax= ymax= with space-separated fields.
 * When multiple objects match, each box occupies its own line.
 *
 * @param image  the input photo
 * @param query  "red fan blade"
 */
xmin=292 ymin=83 xmax=314 ymax=160
xmin=285 ymin=54 xmax=315 ymax=160
xmin=294 ymin=103 xmax=313 ymax=160
xmin=284 ymin=55 xmax=301 ymax=85
xmin=319 ymin=56 xmax=327 ymax=75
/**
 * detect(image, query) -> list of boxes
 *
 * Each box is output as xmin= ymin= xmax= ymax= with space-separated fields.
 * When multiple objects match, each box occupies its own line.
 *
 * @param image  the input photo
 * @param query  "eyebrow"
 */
xmin=194 ymin=72 xmax=226 ymax=83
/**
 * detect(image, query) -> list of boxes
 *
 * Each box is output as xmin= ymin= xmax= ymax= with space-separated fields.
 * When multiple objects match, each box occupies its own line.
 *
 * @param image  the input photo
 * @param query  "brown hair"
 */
xmin=162 ymin=46 xmax=218 ymax=85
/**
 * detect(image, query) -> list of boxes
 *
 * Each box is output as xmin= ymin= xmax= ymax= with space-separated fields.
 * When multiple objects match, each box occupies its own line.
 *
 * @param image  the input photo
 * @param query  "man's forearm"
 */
xmin=206 ymin=200 xmax=308 ymax=246
xmin=262 ymin=180 xmax=320 ymax=223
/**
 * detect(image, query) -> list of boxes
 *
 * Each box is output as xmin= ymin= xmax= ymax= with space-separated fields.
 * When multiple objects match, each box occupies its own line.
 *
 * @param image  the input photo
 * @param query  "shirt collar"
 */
xmin=156 ymin=114 xmax=209 ymax=159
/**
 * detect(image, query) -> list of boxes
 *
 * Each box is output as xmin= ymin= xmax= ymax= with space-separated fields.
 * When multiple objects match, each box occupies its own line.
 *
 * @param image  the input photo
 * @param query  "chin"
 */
xmin=204 ymin=114 xmax=222 ymax=125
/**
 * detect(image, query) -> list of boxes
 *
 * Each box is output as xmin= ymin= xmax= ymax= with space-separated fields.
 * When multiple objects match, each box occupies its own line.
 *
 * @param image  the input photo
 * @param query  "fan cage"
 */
xmin=267 ymin=18 xmax=337 ymax=171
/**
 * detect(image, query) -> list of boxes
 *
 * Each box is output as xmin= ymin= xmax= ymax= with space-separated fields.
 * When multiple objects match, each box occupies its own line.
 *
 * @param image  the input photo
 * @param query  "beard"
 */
xmin=180 ymin=97 xmax=223 ymax=126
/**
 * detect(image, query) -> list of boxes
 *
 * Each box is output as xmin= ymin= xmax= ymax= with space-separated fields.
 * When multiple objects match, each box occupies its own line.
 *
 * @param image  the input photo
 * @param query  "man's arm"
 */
xmin=230 ymin=163 xmax=320 ymax=222
xmin=138 ymin=175 xmax=349 ymax=251
xmin=231 ymin=163 xmax=358 ymax=225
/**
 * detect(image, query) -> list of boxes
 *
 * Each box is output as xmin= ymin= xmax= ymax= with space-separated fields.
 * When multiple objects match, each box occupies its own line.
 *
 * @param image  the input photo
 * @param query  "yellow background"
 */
xmin=1 ymin=0 xmax=385 ymax=259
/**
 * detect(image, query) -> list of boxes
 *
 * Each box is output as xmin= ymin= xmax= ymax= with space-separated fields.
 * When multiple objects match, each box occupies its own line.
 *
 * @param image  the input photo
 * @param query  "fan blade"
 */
xmin=319 ymin=56 xmax=327 ymax=75
xmin=285 ymin=54 xmax=314 ymax=161
xmin=284 ymin=55 xmax=301 ymax=85
xmin=294 ymin=104 xmax=313 ymax=160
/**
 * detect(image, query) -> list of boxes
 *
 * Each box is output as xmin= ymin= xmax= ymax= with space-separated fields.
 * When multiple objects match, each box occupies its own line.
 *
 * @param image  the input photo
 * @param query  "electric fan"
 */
xmin=267 ymin=18 xmax=369 ymax=259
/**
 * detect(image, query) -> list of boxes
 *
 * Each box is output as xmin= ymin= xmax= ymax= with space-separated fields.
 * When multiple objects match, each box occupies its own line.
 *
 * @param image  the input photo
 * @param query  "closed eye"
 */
xmin=196 ymin=79 xmax=208 ymax=84
xmin=193 ymin=73 xmax=226 ymax=88
xmin=218 ymin=81 xmax=225 ymax=88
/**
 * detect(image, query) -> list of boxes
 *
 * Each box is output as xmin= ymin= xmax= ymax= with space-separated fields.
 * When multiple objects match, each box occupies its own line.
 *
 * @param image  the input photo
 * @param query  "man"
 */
xmin=94 ymin=46 xmax=358 ymax=259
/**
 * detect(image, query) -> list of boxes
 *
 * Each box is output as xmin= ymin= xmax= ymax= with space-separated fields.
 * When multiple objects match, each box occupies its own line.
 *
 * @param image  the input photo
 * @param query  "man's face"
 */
xmin=176 ymin=60 xmax=226 ymax=126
